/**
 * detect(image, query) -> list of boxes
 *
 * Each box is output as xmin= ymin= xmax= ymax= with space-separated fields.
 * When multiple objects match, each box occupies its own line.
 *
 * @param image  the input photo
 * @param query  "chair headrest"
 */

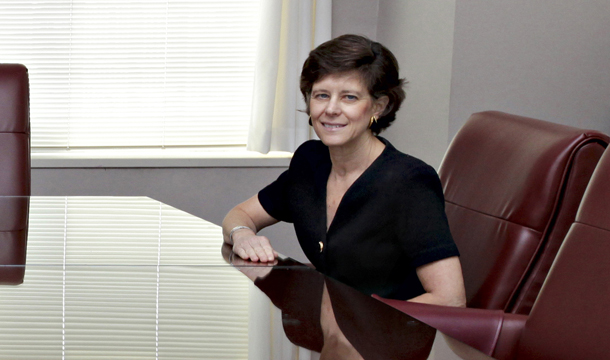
xmin=0 ymin=64 xmax=30 ymax=133
xmin=440 ymin=111 xmax=609 ymax=231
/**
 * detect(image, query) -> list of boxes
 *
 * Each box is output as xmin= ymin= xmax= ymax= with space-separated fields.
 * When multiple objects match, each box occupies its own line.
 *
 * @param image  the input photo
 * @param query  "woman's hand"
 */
xmin=231 ymin=228 xmax=278 ymax=263
xmin=222 ymin=194 xmax=280 ymax=262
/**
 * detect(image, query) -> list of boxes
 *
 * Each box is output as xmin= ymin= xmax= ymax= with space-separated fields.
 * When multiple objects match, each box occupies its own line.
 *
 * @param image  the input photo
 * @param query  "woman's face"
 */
xmin=309 ymin=72 xmax=388 ymax=150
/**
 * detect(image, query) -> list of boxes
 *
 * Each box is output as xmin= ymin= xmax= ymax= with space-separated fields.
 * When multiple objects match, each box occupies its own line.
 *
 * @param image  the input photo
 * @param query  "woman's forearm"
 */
xmin=222 ymin=206 xmax=258 ymax=245
xmin=413 ymin=256 xmax=467 ymax=307
xmin=408 ymin=292 xmax=466 ymax=307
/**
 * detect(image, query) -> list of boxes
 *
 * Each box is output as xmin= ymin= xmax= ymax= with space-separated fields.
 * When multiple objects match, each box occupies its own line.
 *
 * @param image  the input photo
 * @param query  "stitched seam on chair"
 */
xmin=444 ymin=199 xmax=542 ymax=235
xmin=537 ymin=138 xmax=608 ymax=247
xmin=446 ymin=199 xmax=543 ymax=312
xmin=505 ymin=143 xmax=578 ymax=312
xmin=507 ymin=139 xmax=608 ymax=313
xmin=574 ymin=221 xmax=610 ymax=233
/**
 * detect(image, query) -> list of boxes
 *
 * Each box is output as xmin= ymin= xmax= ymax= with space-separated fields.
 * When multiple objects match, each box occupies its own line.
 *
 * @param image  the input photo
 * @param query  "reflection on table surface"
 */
xmin=226 ymin=245 xmax=493 ymax=360
xmin=0 ymin=196 xmax=491 ymax=359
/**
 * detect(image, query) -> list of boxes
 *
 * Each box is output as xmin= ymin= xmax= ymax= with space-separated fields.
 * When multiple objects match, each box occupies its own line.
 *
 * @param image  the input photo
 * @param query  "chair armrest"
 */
xmin=372 ymin=295 xmax=525 ymax=358
xmin=493 ymin=313 xmax=528 ymax=360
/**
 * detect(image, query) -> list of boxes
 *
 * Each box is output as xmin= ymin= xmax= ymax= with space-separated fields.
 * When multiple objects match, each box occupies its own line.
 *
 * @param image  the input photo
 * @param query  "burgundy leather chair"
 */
xmin=0 ymin=63 xmax=30 ymax=196
xmin=0 ymin=64 xmax=30 ymax=284
xmin=439 ymin=111 xmax=608 ymax=314
xmin=377 ymin=146 xmax=610 ymax=359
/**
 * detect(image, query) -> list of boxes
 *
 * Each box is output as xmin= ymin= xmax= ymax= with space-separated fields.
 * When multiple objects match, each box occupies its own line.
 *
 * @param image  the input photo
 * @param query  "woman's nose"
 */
xmin=325 ymin=98 xmax=341 ymax=116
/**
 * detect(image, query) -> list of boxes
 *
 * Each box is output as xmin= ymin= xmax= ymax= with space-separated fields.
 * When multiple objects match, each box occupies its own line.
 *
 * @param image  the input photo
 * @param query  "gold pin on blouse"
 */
xmin=319 ymin=241 xmax=324 ymax=252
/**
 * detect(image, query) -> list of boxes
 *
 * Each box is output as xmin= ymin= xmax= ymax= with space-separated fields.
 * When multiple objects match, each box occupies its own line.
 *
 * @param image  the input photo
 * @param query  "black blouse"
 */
xmin=258 ymin=137 xmax=459 ymax=300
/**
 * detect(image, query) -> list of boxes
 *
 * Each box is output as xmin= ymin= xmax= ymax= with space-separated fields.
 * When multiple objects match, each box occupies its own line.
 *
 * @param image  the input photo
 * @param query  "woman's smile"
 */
xmin=322 ymin=122 xmax=347 ymax=130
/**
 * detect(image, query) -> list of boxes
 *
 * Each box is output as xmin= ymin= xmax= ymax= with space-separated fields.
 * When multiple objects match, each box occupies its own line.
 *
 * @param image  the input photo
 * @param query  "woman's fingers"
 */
xmin=260 ymin=242 xmax=276 ymax=262
xmin=254 ymin=237 xmax=276 ymax=262
xmin=233 ymin=234 xmax=276 ymax=263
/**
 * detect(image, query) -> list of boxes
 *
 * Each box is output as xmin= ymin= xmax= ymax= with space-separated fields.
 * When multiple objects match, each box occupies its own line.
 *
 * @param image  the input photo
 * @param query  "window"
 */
xmin=0 ymin=0 xmax=260 ymax=151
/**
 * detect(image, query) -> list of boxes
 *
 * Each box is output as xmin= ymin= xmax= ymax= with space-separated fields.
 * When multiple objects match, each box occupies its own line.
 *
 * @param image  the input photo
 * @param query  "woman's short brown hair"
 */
xmin=300 ymin=34 xmax=406 ymax=134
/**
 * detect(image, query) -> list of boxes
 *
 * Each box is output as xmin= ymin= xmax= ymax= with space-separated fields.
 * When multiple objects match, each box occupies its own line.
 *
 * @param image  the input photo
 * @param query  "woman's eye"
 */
xmin=345 ymin=95 xmax=357 ymax=101
xmin=314 ymin=93 xmax=329 ymax=99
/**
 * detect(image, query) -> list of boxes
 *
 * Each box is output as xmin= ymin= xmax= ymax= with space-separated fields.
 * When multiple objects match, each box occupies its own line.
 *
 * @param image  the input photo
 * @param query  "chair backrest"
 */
xmin=0 ymin=64 xmax=30 ymax=196
xmin=515 ymin=146 xmax=610 ymax=360
xmin=439 ymin=111 xmax=608 ymax=314
xmin=0 ymin=197 xmax=30 ymax=285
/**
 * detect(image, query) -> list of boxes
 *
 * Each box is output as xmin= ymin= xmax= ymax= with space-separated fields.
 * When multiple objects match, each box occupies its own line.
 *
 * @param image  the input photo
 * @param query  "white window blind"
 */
xmin=0 ymin=0 xmax=260 ymax=150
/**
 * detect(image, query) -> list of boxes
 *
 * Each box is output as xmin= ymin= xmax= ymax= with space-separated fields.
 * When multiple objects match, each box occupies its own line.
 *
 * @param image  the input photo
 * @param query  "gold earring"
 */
xmin=369 ymin=115 xmax=378 ymax=128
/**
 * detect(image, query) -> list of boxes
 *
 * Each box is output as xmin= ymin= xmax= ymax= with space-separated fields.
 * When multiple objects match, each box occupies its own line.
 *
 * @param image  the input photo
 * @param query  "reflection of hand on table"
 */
xmin=221 ymin=243 xmax=275 ymax=281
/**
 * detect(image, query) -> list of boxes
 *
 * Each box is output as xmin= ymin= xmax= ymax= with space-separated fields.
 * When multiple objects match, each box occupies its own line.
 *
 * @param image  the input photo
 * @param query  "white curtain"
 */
xmin=247 ymin=0 xmax=332 ymax=154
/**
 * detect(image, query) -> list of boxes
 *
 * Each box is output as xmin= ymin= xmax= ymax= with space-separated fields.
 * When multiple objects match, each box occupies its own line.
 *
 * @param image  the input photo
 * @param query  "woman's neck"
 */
xmin=328 ymin=135 xmax=385 ymax=177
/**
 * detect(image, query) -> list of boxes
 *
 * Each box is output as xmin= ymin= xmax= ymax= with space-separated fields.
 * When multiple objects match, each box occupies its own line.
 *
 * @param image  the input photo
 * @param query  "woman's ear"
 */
xmin=373 ymin=95 xmax=390 ymax=117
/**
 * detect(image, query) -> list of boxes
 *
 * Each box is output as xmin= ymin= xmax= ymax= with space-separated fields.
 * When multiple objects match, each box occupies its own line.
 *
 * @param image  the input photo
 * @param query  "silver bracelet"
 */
xmin=229 ymin=225 xmax=254 ymax=244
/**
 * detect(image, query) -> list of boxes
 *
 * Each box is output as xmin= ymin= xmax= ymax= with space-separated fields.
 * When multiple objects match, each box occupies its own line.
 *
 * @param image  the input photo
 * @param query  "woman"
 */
xmin=223 ymin=34 xmax=465 ymax=307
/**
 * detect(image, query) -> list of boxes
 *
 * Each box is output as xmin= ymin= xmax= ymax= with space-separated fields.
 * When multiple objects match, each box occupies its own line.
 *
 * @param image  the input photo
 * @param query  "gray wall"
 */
xmin=32 ymin=166 xmax=305 ymax=261
xmin=449 ymin=0 xmax=610 ymax=139
xmin=333 ymin=0 xmax=456 ymax=169
xmin=334 ymin=0 xmax=610 ymax=166
xmin=376 ymin=0 xmax=456 ymax=169
xmin=332 ymin=0 xmax=379 ymax=39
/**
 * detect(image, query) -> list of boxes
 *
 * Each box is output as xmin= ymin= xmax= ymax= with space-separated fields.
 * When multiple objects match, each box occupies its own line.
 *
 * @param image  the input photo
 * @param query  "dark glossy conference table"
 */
xmin=0 ymin=196 xmax=492 ymax=360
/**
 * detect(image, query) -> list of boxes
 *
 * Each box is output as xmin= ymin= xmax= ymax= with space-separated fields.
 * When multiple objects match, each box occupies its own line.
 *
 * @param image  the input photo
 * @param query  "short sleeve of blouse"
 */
xmin=258 ymin=169 xmax=294 ymax=223
xmin=258 ymin=140 xmax=324 ymax=224
xmin=396 ymin=165 xmax=459 ymax=268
